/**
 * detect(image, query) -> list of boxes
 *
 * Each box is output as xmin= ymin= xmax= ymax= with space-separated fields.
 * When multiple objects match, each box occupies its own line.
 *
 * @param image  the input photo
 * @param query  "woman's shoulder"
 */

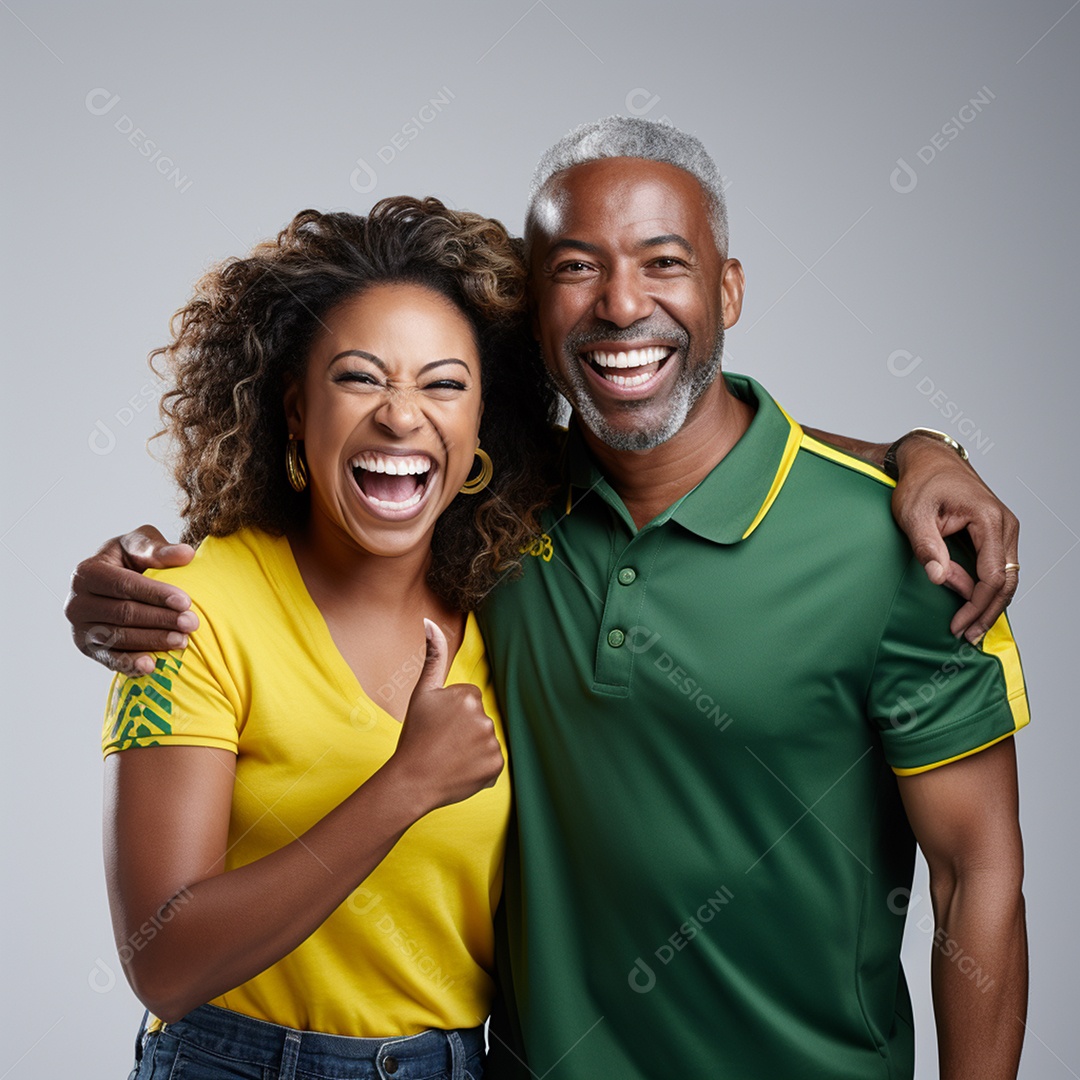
xmin=145 ymin=527 xmax=289 ymax=611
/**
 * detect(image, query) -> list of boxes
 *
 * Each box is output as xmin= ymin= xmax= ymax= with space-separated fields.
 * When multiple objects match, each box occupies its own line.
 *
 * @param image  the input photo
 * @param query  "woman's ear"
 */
xmin=283 ymin=378 xmax=304 ymax=437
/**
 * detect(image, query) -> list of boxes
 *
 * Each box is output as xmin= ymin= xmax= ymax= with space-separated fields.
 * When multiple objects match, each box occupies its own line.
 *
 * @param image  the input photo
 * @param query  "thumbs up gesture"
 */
xmin=390 ymin=619 xmax=505 ymax=814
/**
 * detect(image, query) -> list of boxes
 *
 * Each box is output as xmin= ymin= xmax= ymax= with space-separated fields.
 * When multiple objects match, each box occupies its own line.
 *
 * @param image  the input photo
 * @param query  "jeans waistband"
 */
xmin=156 ymin=1004 xmax=485 ymax=1079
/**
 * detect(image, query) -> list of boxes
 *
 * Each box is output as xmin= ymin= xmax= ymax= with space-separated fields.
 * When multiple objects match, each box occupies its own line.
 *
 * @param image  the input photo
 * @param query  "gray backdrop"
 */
xmin=2 ymin=2 xmax=1076 ymax=1076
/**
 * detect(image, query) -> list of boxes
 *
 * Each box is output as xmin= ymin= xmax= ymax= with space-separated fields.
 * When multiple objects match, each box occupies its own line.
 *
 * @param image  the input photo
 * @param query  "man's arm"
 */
xmin=897 ymin=737 xmax=1027 ymax=1080
xmin=64 ymin=425 xmax=1021 ymax=671
xmin=804 ymin=427 xmax=1020 ymax=642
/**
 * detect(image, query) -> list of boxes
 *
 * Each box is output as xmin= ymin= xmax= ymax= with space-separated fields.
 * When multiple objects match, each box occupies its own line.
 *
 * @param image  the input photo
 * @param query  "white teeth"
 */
xmin=607 ymin=370 xmax=656 ymax=388
xmin=586 ymin=346 xmax=671 ymax=369
xmin=349 ymin=452 xmax=432 ymax=476
xmin=366 ymin=487 xmax=426 ymax=511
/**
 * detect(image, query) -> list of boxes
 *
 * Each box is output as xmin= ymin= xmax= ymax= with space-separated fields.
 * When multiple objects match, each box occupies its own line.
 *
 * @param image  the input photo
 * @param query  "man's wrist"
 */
xmin=883 ymin=428 xmax=969 ymax=480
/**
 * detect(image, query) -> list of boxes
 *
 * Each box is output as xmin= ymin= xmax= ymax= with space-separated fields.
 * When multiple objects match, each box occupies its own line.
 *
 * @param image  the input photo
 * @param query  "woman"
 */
xmin=102 ymin=197 xmax=556 ymax=1079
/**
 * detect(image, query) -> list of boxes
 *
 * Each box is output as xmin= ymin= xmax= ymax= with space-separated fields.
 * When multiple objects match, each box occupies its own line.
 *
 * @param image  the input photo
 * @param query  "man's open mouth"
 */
xmin=350 ymin=451 xmax=435 ymax=516
xmin=581 ymin=345 xmax=676 ymax=389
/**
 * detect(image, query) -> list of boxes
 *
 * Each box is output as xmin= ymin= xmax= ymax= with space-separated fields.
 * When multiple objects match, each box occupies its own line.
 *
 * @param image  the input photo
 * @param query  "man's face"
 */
xmin=529 ymin=157 xmax=741 ymax=451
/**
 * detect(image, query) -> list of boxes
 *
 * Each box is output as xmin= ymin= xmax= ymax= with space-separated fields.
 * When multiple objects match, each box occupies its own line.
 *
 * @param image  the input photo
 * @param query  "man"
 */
xmin=66 ymin=118 xmax=1025 ymax=1078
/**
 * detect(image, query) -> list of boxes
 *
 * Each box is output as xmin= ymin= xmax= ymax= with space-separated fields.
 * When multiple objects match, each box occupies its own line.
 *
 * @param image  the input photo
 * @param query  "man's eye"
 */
xmin=652 ymin=257 xmax=686 ymax=269
xmin=555 ymin=261 xmax=592 ymax=274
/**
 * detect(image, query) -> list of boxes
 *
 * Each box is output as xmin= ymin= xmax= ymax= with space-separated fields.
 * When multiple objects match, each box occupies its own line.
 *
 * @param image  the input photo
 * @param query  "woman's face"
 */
xmin=287 ymin=282 xmax=484 ymax=559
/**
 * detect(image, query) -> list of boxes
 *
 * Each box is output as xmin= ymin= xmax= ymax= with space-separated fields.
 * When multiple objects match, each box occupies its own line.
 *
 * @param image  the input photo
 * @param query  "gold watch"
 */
xmin=883 ymin=428 xmax=969 ymax=480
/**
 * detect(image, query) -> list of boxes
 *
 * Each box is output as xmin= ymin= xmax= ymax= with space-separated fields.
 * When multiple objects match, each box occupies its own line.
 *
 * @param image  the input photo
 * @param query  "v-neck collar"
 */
xmin=260 ymin=530 xmax=482 ymax=729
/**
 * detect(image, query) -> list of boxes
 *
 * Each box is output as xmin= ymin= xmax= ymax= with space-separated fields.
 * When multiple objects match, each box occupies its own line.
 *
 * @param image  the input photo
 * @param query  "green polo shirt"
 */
xmin=479 ymin=373 xmax=1028 ymax=1080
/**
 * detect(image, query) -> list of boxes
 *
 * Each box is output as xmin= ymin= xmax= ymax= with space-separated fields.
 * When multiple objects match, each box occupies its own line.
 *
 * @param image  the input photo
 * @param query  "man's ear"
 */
xmin=283 ymin=378 xmax=304 ymax=436
xmin=719 ymin=258 xmax=746 ymax=330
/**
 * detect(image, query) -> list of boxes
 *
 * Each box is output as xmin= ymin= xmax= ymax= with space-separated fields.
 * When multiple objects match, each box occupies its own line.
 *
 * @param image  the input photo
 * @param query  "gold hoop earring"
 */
xmin=459 ymin=444 xmax=493 ymax=495
xmin=286 ymin=435 xmax=308 ymax=492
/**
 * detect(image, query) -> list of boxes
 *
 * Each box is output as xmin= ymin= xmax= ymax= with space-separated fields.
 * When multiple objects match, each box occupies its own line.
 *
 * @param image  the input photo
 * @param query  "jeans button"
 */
xmin=384 ymin=1055 xmax=399 ymax=1074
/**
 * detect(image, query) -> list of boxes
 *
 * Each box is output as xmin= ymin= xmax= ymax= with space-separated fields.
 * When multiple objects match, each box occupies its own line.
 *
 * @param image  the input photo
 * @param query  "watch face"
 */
xmin=885 ymin=430 xmax=967 ymax=477
xmin=882 ymin=443 xmax=903 ymax=480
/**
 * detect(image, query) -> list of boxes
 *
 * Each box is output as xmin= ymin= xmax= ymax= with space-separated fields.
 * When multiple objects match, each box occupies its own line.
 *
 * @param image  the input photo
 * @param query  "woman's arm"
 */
xmin=105 ymin=620 xmax=504 ymax=1023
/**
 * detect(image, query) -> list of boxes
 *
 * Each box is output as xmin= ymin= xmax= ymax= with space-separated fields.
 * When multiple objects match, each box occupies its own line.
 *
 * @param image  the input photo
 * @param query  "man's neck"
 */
xmin=579 ymin=376 xmax=755 ymax=530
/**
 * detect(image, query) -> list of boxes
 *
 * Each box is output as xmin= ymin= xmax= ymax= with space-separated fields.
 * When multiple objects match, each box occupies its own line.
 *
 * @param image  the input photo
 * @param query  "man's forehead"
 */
xmin=533 ymin=157 xmax=711 ymax=238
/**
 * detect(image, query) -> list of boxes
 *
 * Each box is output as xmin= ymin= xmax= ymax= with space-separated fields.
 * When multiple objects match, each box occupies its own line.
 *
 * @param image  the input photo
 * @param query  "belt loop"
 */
xmin=133 ymin=1010 xmax=150 ymax=1062
xmin=277 ymin=1029 xmax=302 ymax=1080
xmin=446 ymin=1030 xmax=467 ymax=1080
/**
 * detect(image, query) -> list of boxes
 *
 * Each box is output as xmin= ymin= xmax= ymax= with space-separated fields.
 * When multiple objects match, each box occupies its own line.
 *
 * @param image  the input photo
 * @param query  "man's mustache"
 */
xmin=564 ymin=318 xmax=690 ymax=354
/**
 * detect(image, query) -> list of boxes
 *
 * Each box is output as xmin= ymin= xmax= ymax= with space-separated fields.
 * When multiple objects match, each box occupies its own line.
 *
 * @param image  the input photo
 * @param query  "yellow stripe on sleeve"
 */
xmin=892 ymin=612 xmax=1029 ymax=776
xmin=981 ymin=612 xmax=1031 ymax=732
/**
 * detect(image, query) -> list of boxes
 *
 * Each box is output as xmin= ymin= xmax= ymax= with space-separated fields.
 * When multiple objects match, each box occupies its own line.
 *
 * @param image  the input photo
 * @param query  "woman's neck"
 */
xmin=286 ymin=514 xmax=438 ymax=619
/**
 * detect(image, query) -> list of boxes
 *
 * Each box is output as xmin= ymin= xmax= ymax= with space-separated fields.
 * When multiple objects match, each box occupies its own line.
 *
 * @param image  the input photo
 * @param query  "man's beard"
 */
xmin=547 ymin=315 xmax=725 ymax=452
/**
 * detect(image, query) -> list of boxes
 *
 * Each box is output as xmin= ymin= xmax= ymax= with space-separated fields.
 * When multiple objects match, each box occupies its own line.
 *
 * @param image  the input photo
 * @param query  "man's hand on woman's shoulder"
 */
xmin=64 ymin=524 xmax=198 ymax=674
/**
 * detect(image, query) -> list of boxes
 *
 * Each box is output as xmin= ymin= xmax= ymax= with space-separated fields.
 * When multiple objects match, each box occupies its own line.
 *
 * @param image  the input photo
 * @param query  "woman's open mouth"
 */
xmin=580 ymin=345 xmax=677 ymax=396
xmin=349 ymin=450 xmax=437 ymax=521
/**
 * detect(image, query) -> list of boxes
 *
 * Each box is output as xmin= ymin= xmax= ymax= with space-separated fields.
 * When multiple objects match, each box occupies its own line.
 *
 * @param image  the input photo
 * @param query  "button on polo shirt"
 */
xmin=479 ymin=373 xmax=1028 ymax=1080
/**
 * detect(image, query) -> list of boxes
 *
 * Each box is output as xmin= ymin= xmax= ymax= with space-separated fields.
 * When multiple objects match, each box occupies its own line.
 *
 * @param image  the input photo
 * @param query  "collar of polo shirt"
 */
xmin=564 ymin=373 xmax=803 ymax=543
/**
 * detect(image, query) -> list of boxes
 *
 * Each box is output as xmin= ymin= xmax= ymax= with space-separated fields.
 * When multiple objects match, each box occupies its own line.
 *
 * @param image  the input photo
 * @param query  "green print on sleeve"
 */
xmin=107 ymin=654 xmax=183 ymax=750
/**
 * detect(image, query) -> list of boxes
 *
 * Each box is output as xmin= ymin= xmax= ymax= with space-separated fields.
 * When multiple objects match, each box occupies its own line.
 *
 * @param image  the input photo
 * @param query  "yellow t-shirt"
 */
xmin=102 ymin=526 xmax=510 ymax=1037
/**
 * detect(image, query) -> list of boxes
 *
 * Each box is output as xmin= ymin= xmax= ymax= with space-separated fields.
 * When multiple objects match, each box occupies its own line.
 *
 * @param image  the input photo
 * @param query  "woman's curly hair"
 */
xmin=152 ymin=196 xmax=559 ymax=611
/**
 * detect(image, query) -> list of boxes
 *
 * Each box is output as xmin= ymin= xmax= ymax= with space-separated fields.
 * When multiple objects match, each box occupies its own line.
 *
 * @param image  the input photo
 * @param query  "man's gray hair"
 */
xmin=526 ymin=115 xmax=729 ymax=257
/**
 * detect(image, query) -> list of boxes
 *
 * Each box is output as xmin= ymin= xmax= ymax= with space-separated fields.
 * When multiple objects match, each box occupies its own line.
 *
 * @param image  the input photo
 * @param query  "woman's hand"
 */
xmin=388 ymin=619 xmax=505 ymax=814
xmin=801 ymin=428 xmax=1020 ymax=643
xmin=890 ymin=436 xmax=1020 ymax=642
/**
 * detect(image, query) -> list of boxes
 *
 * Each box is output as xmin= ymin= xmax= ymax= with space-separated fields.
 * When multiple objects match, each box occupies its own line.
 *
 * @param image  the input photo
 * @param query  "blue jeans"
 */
xmin=127 ymin=1004 xmax=486 ymax=1079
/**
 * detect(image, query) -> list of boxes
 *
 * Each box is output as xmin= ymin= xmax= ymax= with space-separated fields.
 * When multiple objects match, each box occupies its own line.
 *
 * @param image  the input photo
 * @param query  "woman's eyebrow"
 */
xmin=417 ymin=358 xmax=470 ymax=375
xmin=330 ymin=349 xmax=385 ymax=369
xmin=329 ymin=351 xmax=469 ymax=376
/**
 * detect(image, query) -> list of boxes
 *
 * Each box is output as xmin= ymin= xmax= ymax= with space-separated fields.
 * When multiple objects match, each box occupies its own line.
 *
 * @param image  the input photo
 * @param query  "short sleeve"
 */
xmin=867 ymin=551 xmax=1030 ymax=775
xmin=102 ymin=607 xmax=239 ymax=757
